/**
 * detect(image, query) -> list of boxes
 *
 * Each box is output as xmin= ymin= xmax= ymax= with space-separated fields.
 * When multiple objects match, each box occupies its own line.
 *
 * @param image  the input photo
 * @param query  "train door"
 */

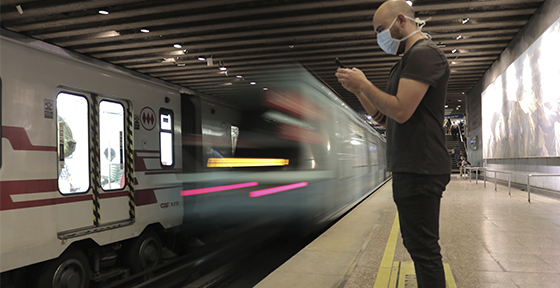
xmin=56 ymin=91 xmax=133 ymax=239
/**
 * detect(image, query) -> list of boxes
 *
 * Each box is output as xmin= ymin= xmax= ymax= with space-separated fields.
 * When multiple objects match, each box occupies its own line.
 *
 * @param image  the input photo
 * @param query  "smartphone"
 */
xmin=335 ymin=58 xmax=345 ymax=68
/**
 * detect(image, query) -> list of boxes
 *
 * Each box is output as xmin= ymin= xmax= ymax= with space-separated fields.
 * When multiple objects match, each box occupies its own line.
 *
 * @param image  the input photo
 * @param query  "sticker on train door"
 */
xmin=140 ymin=107 xmax=156 ymax=131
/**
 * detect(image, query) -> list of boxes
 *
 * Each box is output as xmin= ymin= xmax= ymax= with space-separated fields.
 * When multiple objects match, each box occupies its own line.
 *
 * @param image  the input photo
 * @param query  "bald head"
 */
xmin=373 ymin=0 xmax=415 ymax=33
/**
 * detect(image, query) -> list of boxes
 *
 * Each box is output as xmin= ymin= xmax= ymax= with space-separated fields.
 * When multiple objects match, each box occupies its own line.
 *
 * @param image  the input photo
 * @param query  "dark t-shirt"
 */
xmin=385 ymin=38 xmax=451 ymax=175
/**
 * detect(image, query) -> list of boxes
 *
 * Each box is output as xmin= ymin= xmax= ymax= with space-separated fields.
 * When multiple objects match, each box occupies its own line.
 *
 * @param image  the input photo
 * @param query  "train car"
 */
xmin=0 ymin=29 xmax=388 ymax=288
xmin=0 ymin=30 xmax=188 ymax=287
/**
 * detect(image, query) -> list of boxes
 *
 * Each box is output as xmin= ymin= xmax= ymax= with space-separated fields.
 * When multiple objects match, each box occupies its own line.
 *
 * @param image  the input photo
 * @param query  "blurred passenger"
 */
xmin=451 ymin=121 xmax=459 ymax=140
xmin=460 ymin=156 xmax=470 ymax=178
xmin=335 ymin=1 xmax=450 ymax=287
xmin=445 ymin=119 xmax=451 ymax=135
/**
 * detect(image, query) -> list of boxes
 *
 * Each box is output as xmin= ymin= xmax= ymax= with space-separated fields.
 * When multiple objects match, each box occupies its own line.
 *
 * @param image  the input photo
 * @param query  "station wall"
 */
xmin=466 ymin=0 xmax=560 ymax=191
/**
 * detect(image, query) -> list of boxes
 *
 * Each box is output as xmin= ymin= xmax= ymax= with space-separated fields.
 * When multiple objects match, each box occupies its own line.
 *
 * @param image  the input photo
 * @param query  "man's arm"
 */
xmin=336 ymin=68 xmax=429 ymax=124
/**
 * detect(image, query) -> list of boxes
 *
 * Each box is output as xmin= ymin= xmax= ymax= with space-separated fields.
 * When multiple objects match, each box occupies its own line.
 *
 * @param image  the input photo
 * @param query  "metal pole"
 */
xmin=476 ymin=168 xmax=479 ymax=184
xmin=527 ymin=175 xmax=531 ymax=203
xmin=508 ymin=174 xmax=511 ymax=196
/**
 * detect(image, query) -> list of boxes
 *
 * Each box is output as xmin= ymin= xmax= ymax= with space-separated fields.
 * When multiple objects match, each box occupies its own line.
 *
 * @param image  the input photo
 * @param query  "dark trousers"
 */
xmin=392 ymin=173 xmax=450 ymax=288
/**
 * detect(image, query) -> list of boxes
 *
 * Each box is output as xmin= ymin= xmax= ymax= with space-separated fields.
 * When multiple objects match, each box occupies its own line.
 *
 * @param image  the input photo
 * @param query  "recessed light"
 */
xmin=173 ymin=44 xmax=182 ymax=49
xmin=98 ymin=10 xmax=109 ymax=15
xmin=140 ymin=29 xmax=150 ymax=33
xmin=250 ymin=82 xmax=256 ymax=85
xmin=219 ymin=67 xmax=227 ymax=71
xmin=263 ymin=87 xmax=268 ymax=91
xmin=445 ymin=105 xmax=449 ymax=108
xmin=198 ymin=57 xmax=206 ymax=61
xmin=236 ymin=75 xmax=242 ymax=78
xmin=458 ymin=99 xmax=462 ymax=102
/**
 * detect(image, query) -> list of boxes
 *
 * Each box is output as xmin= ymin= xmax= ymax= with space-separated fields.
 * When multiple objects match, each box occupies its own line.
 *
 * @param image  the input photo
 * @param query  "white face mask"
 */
xmin=377 ymin=16 xmax=427 ymax=55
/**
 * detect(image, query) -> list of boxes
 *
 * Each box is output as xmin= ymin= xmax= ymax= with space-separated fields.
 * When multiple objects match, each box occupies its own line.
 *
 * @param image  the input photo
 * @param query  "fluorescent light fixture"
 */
xmin=207 ymin=158 xmax=289 ymax=168
xmin=173 ymin=44 xmax=182 ymax=49
xmin=198 ymin=57 xmax=206 ymax=61
xmin=406 ymin=0 xmax=413 ymax=6
xmin=250 ymin=182 xmax=308 ymax=198
xmin=181 ymin=182 xmax=259 ymax=196
xmin=140 ymin=29 xmax=150 ymax=33
xmin=250 ymin=82 xmax=256 ymax=85
xmin=98 ymin=10 xmax=109 ymax=15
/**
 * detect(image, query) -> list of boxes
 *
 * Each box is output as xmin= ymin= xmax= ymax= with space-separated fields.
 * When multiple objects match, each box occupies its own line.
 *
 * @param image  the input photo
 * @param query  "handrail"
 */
xmin=463 ymin=166 xmax=560 ymax=203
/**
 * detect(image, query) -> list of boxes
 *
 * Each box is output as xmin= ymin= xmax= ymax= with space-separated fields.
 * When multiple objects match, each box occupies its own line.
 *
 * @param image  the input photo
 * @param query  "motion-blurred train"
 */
xmin=0 ymin=29 xmax=388 ymax=288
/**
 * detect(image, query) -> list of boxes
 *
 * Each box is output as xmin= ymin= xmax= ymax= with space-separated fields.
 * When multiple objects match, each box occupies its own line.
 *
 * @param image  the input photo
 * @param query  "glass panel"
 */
xmin=99 ymin=101 xmax=125 ymax=190
xmin=160 ymin=131 xmax=173 ymax=166
xmin=161 ymin=113 xmax=172 ymax=131
xmin=57 ymin=93 xmax=90 ymax=194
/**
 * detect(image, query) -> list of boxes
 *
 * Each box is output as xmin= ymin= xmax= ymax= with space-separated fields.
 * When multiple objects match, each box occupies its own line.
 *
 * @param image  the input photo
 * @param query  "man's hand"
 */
xmin=335 ymin=67 xmax=369 ymax=94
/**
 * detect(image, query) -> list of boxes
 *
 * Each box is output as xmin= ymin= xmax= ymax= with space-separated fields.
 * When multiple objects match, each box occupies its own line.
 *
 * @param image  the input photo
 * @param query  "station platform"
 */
xmin=255 ymin=177 xmax=560 ymax=288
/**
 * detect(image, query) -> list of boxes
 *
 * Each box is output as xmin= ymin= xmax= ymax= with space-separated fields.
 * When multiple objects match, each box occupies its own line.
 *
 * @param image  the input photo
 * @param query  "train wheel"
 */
xmin=125 ymin=230 xmax=162 ymax=274
xmin=35 ymin=248 xmax=90 ymax=288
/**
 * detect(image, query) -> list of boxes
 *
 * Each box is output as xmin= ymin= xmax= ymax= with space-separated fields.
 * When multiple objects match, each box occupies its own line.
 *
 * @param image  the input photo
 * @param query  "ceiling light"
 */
xmin=462 ymin=92 xmax=465 ymax=94
xmin=177 ymin=63 xmax=185 ymax=67
xmin=462 ymin=18 xmax=470 ymax=24
xmin=406 ymin=1 xmax=413 ymax=6
xmin=250 ymin=82 xmax=256 ymax=85
xmin=98 ymin=10 xmax=109 ymax=15
xmin=263 ymin=87 xmax=268 ymax=91
xmin=183 ymin=49 xmax=188 ymax=53
xmin=140 ymin=29 xmax=150 ymax=33
xmin=458 ymin=99 xmax=462 ymax=102
xmin=236 ymin=75 xmax=242 ymax=78
xmin=288 ymin=45 xmax=294 ymax=49
xmin=15 ymin=5 xmax=23 ymax=14
xmin=456 ymin=35 xmax=463 ymax=40
xmin=173 ymin=44 xmax=182 ymax=49
xmin=219 ymin=67 xmax=227 ymax=71
xmin=445 ymin=105 xmax=449 ymax=108
xmin=451 ymin=61 xmax=457 ymax=64
xmin=452 ymin=49 xmax=458 ymax=53
xmin=198 ymin=57 xmax=206 ymax=61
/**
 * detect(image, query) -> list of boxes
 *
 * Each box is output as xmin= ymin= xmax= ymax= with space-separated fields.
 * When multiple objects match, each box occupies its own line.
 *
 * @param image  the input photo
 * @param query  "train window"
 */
xmin=160 ymin=109 xmax=174 ymax=167
xmin=231 ymin=125 xmax=239 ymax=155
xmin=99 ymin=101 xmax=125 ymax=190
xmin=57 ymin=92 xmax=90 ymax=194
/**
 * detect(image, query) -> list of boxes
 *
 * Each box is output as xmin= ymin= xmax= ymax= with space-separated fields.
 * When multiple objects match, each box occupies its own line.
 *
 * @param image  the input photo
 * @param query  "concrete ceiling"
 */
xmin=0 ymin=0 xmax=545 ymax=116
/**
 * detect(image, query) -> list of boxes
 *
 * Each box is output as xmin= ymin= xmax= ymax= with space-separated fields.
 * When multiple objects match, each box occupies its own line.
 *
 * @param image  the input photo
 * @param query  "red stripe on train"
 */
xmin=1 ymin=126 xmax=57 ymax=152
xmin=0 ymin=180 xmax=158 ymax=210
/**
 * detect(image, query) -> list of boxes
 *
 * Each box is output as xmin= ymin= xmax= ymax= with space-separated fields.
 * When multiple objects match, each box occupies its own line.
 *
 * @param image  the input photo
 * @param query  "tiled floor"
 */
xmin=255 ymin=177 xmax=560 ymax=288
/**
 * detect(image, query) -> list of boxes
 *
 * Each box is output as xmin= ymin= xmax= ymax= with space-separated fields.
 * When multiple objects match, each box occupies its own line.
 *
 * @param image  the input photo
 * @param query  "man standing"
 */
xmin=335 ymin=1 xmax=451 ymax=287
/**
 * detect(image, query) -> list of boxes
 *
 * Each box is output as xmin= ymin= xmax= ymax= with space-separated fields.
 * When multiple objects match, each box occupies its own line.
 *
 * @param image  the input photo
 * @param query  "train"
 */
xmin=0 ymin=28 xmax=388 ymax=288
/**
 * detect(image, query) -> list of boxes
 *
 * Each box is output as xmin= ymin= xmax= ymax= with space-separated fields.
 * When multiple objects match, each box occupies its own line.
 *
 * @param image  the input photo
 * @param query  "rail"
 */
xmin=463 ymin=167 xmax=560 ymax=203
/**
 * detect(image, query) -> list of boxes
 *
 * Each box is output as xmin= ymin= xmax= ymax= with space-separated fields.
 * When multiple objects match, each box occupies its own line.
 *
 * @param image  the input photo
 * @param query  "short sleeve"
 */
xmin=400 ymin=43 xmax=448 ymax=87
